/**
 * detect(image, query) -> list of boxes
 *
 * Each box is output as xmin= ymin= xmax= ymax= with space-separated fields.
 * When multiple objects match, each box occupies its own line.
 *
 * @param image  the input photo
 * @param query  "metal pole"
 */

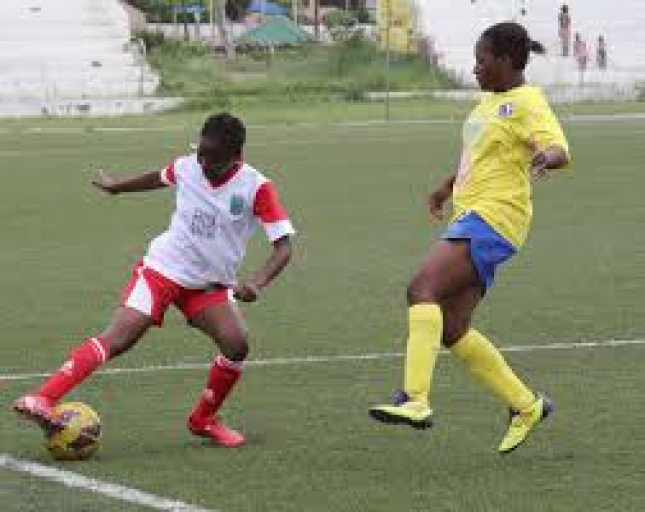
xmin=181 ymin=0 xmax=190 ymax=40
xmin=173 ymin=1 xmax=178 ymax=36
xmin=136 ymin=38 xmax=146 ymax=96
xmin=209 ymin=0 xmax=215 ymax=44
xmin=385 ymin=0 xmax=391 ymax=121
xmin=314 ymin=0 xmax=320 ymax=40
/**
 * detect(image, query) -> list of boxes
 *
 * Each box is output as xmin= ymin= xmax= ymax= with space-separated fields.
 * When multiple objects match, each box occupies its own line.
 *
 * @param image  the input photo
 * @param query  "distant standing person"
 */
xmin=573 ymin=33 xmax=589 ymax=84
xmin=597 ymin=35 xmax=608 ymax=70
xmin=558 ymin=4 xmax=571 ymax=57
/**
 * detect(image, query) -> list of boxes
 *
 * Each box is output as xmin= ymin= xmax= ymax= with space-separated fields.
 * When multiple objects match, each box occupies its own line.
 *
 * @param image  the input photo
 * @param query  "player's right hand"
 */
xmin=233 ymin=282 xmax=260 ymax=303
xmin=92 ymin=170 xmax=120 ymax=195
xmin=427 ymin=190 xmax=447 ymax=221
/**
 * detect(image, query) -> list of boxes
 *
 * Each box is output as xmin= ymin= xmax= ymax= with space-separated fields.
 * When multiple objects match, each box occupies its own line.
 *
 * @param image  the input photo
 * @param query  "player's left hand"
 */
xmin=529 ymin=150 xmax=550 ymax=180
xmin=92 ymin=170 xmax=121 ymax=194
xmin=233 ymin=282 xmax=260 ymax=302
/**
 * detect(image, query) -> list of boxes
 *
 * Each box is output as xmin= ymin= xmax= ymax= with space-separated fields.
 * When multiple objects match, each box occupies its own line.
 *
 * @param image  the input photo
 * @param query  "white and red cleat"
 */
xmin=188 ymin=415 xmax=246 ymax=448
xmin=13 ymin=394 xmax=56 ymax=431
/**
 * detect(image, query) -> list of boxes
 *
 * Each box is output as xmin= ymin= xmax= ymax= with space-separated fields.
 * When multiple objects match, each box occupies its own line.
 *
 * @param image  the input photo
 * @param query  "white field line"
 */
xmin=1 ymin=127 xmax=644 ymax=160
xmin=1 ymin=338 xmax=643 ymax=511
xmin=0 ymin=453 xmax=213 ymax=512
xmin=3 ymin=112 xmax=645 ymax=136
xmin=0 ymin=338 xmax=643 ymax=383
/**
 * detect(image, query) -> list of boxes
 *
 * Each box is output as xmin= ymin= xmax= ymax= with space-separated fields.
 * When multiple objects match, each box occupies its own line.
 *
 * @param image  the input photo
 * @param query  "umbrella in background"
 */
xmin=247 ymin=1 xmax=288 ymax=16
xmin=237 ymin=15 xmax=315 ymax=47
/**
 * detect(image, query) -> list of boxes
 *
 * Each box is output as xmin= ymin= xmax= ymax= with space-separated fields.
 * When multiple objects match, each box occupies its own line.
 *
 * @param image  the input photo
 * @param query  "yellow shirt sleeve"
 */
xmin=517 ymin=95 xmax=571 ymax=164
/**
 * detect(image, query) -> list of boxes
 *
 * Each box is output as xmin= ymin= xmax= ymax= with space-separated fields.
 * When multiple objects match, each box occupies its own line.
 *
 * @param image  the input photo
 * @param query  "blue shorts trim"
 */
xmin=441 ymin=211 xmax=516 ymax=290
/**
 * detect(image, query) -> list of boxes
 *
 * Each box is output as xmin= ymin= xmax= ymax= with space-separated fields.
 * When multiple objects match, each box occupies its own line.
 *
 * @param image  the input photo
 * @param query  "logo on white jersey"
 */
xmin=229 ymin=194 xmax=245 ymax=216
xmin=190 ymin=208 xmax=219 ymax=239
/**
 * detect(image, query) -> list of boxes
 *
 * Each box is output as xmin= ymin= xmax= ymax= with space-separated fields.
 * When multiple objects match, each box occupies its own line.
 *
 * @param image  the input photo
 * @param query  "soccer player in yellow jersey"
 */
xmin=370 ymin=22 xmax=570 ymax=453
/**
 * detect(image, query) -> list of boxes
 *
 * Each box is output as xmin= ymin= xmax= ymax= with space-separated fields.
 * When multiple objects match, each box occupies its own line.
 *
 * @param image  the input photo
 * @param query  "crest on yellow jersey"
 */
xmin=498 ymin=103 xmax=514 ymax=118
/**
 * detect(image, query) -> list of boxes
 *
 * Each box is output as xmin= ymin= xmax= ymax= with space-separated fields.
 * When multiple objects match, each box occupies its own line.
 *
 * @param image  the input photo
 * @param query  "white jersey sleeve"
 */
xmin=159 ymin=156 xmax=189 ymax=186
xmin=252 ymin=181 xmax=296 ymax=241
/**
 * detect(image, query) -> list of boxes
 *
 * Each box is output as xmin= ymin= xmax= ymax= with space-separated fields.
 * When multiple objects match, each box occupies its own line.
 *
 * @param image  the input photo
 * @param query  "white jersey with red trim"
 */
xmin=143 ymin=155 xmax=295 ymax=288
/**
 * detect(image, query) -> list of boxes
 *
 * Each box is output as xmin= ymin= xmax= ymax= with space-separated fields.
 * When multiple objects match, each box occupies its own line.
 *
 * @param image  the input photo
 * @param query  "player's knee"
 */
xmin=406 ymin=277 xmax=439 ymax=305
xmin=221 ymin=342 xmax=248 ymax=362
xmin=441 ymin=330 xmax=459 ymax=348
xmin=219 ymin=333 xmax=249 ymax=362
xmin=441 ymin=318 xmax=470 ymax=347
xmin=100 ymin=332 xmax=135 ymax=358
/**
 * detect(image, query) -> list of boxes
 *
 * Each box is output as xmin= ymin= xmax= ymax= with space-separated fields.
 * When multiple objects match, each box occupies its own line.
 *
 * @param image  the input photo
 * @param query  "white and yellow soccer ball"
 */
xmin=44 ymin=402 xmax=102 ymax=461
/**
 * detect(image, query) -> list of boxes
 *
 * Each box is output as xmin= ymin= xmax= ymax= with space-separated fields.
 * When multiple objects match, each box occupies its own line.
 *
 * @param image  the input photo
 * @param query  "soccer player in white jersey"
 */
xmin=13 ymin=113 xmax=295 ymax=447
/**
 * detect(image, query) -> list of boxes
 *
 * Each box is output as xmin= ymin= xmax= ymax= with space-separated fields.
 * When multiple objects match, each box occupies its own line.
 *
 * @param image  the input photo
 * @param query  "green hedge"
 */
xmin=145 ymin=33 xmax=459 ymax=107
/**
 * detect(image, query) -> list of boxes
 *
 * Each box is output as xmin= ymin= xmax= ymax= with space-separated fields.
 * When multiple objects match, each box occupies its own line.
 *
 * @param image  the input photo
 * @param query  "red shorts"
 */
xmin=121 ymin=262 xmax=231 ymax=326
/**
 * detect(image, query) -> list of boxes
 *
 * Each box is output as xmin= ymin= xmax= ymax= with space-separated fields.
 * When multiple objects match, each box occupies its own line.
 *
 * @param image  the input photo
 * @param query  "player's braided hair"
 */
xmin=481 ymin=22 xmax=546 ymax=71
xmin=201 ymin=112 xmax=246 ymax=158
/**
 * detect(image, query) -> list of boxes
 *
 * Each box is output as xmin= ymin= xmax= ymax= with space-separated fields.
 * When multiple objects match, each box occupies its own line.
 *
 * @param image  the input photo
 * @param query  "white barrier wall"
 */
xmin=0 ymin=0 xmax=158 ymax=100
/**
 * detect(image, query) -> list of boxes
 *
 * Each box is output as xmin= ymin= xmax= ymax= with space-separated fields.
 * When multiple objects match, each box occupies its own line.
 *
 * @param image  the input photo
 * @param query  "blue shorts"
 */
xmin=441 ymin=211 xmax=516 ymax=291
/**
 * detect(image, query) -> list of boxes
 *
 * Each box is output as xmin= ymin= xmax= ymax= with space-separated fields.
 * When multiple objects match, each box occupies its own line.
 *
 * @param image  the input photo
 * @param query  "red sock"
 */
xmin=38 ymin=337 xmax=110 ymax=403
xmin=191 ymin=355 xmax=243 ymax=421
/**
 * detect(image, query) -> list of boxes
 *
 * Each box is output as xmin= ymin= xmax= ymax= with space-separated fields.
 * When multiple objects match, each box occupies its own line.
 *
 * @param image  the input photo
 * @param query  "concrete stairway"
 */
xmin=0 ymin=0 xmax=159 ymax=101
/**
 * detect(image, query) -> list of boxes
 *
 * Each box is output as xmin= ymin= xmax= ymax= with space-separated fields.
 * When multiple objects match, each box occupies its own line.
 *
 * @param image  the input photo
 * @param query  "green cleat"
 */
xmin=369 ymin=391 xmax=434 ymax=430
xmin=498 ymin=393 xmax=553 ymax=454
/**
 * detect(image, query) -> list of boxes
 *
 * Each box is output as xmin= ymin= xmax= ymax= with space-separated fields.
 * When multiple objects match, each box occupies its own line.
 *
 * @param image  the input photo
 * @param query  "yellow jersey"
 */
xmin=452 ymin=85 xmax=570 ymax=248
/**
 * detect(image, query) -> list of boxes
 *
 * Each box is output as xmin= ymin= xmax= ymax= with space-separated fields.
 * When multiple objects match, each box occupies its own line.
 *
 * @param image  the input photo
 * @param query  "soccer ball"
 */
xmin=44 ymin=402 xmax=102 ymax=461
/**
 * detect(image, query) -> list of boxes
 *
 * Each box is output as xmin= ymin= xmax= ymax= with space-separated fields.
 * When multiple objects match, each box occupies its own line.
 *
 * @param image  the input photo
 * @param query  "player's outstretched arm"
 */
xmin=92 ymin=169 xmax=167 ymax=195
xmin=233 ymin=235 xmax=293 ymax=302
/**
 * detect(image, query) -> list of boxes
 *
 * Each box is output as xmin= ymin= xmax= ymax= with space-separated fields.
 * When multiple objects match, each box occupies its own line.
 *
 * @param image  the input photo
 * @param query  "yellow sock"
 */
xmin=403 ymin=304 xmax=442 ymax=407
xmin=451 ymin=329 xmax=535 ymax=411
